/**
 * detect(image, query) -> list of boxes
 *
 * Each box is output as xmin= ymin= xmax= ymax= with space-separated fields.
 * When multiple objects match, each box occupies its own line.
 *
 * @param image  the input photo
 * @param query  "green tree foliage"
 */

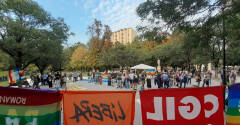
xmin=70 ymin=45 xmax=89 ymax=70
xmin=100 ymin=44 xmax=145 ymax=69
xmin=0 ymin=50 xmax=10 ymax=70
xmin=136 ymin=0 xmax=240 ymax=71
xmin=0 ymin=0 xmax=70 ymax=71
xmin=137 ymin=26 xmax=168 ymax=43
xmin=63 ymin=42 xmax=86 ymax=70
xmin=136 ymin=0 xmax=227 ymax=28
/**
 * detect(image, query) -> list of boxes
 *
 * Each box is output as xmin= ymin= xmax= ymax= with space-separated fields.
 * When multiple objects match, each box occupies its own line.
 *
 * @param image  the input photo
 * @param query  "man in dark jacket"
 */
xmin=157 ymin=72 xmax=162 ymax=88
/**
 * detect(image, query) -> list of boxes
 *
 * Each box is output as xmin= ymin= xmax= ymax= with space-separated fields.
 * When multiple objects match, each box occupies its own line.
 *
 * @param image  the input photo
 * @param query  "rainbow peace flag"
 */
xmin=145 ymin=69 xmax=156 ymax=75
xmin=9 ymin=69 xmax=26 ymax=85
xmin=0 ymin=87 xmax=62 ymax=125
xmin=227 ymin=83 xmax=240 ymax=125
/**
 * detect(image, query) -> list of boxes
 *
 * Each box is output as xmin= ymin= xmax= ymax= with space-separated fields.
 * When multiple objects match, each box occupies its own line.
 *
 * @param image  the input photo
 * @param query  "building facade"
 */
xmin=111 ymin=28 xmax=137 ymax=45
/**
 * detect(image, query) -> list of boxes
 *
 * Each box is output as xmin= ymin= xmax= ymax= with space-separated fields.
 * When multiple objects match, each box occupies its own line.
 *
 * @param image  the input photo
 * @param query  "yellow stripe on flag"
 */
xmin=227 ymin=115 xmax=240 ymax=124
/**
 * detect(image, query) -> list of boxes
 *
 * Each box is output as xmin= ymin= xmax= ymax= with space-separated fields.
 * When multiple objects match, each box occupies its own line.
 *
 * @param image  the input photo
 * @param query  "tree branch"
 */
xmin=0 ymin=44 xmax=15 ymax=57
xmin=22 ymin=57 xmax=40 ymax=69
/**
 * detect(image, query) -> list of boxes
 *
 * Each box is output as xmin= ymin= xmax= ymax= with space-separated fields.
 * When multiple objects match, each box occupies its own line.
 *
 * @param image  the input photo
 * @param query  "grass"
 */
xmin=0 ymin=71 xmax=9 ymax=86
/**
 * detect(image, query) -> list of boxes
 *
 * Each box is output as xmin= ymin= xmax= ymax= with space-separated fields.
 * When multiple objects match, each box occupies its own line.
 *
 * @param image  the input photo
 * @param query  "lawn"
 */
xmin=0 ymin=71 xmax=9 ymax=86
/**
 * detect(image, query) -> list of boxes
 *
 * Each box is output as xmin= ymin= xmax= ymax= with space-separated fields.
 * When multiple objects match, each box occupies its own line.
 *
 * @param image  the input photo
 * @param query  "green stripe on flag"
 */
xmin=0 ymin=102 xmax=61 ymax=116
xmin=0 ymin=111 xmax=61 ymax=125
xmin=227 ymin=108 xmax=240 ymax=116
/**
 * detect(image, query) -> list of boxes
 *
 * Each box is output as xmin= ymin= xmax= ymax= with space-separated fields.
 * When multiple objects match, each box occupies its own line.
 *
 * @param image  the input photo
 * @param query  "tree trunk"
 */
xmin=215 ymin=65 xmax=218 ymax=79
xmin=40 ymin=69 xmax=44 ymax=76
xmin=16 ymin=52 xmax=23 ymax=69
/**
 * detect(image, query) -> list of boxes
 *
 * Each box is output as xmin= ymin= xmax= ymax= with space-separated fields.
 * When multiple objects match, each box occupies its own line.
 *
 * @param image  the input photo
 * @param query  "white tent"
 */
xmin=131 ymin=64 xmax=156 ymax=70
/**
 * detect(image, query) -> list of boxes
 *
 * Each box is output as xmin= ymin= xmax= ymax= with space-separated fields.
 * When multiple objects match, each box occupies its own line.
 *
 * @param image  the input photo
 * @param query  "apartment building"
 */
xmin=111 ymin=28 xmax=137 ymax=45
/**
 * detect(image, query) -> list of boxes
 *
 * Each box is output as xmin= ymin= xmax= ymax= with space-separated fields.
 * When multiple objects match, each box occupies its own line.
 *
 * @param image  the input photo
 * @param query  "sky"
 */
xmin=33 ymin=0 xmax=145 ymax=45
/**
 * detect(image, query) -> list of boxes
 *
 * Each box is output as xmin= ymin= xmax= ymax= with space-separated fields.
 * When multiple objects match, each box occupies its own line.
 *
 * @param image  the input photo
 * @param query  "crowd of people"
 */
xmin=82 ymin=69 xmax=237 ymax=90
xmin=27 ymin=68 xmax=238 ymax=90
xmin=67 ymin=70 xmax=214 ymax=90
xmin=30 ymin=72 xmax=67 ymax=89
xmin=104 ymin=70 xmax=207 ymax=90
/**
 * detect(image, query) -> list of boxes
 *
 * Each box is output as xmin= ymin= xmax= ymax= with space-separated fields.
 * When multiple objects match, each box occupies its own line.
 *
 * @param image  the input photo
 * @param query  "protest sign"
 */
xmin=63 ymin=91 xmax=136 ymax=125
xmin=227 ymin=83 xmax=240 ymax=125
xmin=0 ymin=86 xmax=62 ymax=125
xmin=140 ymin=86 xmax=224 ymax=125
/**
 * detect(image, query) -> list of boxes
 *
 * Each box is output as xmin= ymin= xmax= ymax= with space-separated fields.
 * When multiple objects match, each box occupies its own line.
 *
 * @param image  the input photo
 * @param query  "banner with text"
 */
xmin=0 ymin=87 xmax=62 ymax=125
xmin=140 ymin=86 xmax=224 ymax=125
xmin=63 ymin=91 xmax=136 ymax=125
xmin=226 ymin=83 xmax=240 ymax=125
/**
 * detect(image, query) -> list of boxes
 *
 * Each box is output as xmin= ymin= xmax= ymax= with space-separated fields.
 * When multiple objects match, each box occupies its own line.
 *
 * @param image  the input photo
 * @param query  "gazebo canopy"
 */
xmin=131 ymin=64 xmax=156 ymax=70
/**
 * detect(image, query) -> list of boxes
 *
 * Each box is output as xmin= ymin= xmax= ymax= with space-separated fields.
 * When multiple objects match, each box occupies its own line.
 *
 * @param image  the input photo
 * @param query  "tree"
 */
xmin=0 ymin=50 xmax=10 ymax=70
xmin=226 ymin=12 xmax=240 ymax=65
xmin=70 ymin=46 xmax=89 ymax=70
xmin=0 ymin=0 xmax=70 ymax=70
xmin=136 ymin=0 xmax=240 ymax=76
xmin=63 ymin=42 xmax=87 ymax=70
xmin=136 ymin=0 xmax=230 ymax=29
xmin=86 ymin=19 xmax=113 ymax=69
xmin=87 ymin=19 xmax=112 ymax=53
xmin=137 ymin=26 xmax=168 ymax=43
xmin=100 ymin=44 xmax=145 ymax=70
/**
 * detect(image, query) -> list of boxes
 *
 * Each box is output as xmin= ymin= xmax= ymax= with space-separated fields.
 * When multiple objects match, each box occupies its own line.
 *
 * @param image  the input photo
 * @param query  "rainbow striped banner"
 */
xmin=0 ymin=86 xmax=62 ymax=125
xmin=227 ymin=83 xmax=240 ymax=125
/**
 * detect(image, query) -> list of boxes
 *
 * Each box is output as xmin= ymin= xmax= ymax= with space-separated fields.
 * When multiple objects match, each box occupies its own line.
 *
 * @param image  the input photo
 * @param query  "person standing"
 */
xmin=99 ymin=75 xmax=102 ymax=85
xmin=133 ymin=74 xmax=139 ymax=90
xmin=87 ymin=72 xmax=91 ymax=83
xmin=146 ymin=74 xmax=152 ymax=88
xmin=47 ymin=74 xmax=53 ymax=88
xmin=187 ymin=72 xmax=192 ymax=85
xmin=153 ymin=73 xmax=157 ymax=87
xmin=129 ymin=72 xmax=134 ymax=88
xmin=196 ymin=72 xmax=201 ymax=87
xmin=117 ymin=72 xmax=122 ymax=88
xmin=125 ymin=72 xmax=130 ymax=89
xmin=179 ymin=72 xmax=184 ymax=88
xmin=157 ymin=72 xmax=162 ymax=88
xmin=183 ymin=71 xmax=188 ymax=88
xmin=121 ymin=73 xmax=125 ymax=88
xmin=230 ymin=71 xmax=236 ymax=85
xmin=73 ymin=72 xmax=78 ymax=82
xmin=55 ymin=73 xmax=61 ymax=90
xmin=60 ymin=76 xmax=66 ymax=88
xmin=111 ymin=72 xmax=115 ymax=87
xmin=33 ymin=75 xmax=40 ymax=89
xmin=202 ymin=72 xmax=210 ymax=87
xmin=92 ymin=72 xmax=95 ymax=83
xmin=208 ymin=70 xmax=212 ymax=85
xmin=108 ymin=73 xmax=112 ymax=86
xmin=97 ymin=71 xmax=100 ymax=84
xmin=140 ymin=71 xmax=146 ymax=89
xmin=79 ymin=72 xmax=83 ymax=81
xmin=226 ymin=72 xmax=230 ymax=86
xmin=43 ymin=73 xmax=48 ymax=85
xmin=162 ymin=72 xmax=169 ymax=88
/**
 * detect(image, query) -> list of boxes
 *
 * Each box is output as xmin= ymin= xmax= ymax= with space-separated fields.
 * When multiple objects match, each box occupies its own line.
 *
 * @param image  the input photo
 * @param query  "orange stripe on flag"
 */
xmin=226 ymin=115 xmax=240 ymax=124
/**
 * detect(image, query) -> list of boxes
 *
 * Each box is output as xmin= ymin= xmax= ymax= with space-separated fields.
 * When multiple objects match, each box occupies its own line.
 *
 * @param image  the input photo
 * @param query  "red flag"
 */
xmin=140 ymin=86 xmax=224 ymax=125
